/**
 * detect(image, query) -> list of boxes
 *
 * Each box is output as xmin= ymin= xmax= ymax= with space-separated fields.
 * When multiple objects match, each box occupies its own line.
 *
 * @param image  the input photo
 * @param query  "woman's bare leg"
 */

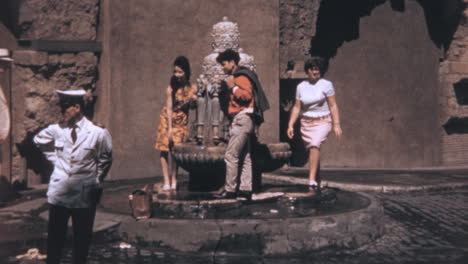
xmin=160 ymin=151 xmax=170 ymax=188
xmin=170 ymin=159 xmax=178 ymax=190
xmin=308 ymin=147 xmax=320 ymax=184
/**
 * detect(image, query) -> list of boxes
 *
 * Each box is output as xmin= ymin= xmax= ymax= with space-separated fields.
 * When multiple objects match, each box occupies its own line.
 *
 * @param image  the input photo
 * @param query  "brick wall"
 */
xmin=439 ymin=1 xmax=468 ymax=165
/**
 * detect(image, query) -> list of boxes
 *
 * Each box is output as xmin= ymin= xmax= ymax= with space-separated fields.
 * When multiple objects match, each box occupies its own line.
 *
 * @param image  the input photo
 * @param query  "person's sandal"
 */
xmin=162 ymin=184 xmax=171 ymax=192
xmin=170 ymin=183 xmax=177 ymax=191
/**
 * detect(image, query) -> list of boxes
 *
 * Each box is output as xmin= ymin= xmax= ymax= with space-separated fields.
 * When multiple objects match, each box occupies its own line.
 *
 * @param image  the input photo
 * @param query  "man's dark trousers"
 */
xmin=47 ymin=203 xmax=96 ymax=264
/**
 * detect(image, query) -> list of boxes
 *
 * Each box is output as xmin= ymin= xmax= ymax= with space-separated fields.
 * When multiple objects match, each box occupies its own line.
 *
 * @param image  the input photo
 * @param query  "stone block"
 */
xmin=449 ymin=62 xmax=468 ymax=75
xmin=76 ymin=52 xmax=98 ymax=66
xmin=439 ymin=61 xmax=450 ymax=74
xmin=59 ymin=54 xmax=77 ymax=65
xmin=457 ymin=46 xmax=468 ymax=62
xmin=13 ymin=50 xmax=48 ymax=66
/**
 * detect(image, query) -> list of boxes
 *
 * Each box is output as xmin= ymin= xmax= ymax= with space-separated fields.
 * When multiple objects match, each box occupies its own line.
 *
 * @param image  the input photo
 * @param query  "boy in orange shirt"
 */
xmin=214 ymin=49 xmax=269 ymax=200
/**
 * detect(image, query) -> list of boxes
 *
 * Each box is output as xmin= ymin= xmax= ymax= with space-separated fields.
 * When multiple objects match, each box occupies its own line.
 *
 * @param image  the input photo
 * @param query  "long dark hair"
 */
xmin=170 ymin=56 xmax=191 ymax=105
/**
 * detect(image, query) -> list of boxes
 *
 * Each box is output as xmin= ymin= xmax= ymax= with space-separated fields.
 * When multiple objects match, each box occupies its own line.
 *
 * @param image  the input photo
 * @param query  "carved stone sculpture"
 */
xmin=195 ymin=17 xmax=256 ymax=145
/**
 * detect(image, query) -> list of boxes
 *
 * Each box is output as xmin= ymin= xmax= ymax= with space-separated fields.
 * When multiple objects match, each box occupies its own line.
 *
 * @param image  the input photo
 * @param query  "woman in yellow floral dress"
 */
xmin=155 ymin=56 xmax=196 ymax=191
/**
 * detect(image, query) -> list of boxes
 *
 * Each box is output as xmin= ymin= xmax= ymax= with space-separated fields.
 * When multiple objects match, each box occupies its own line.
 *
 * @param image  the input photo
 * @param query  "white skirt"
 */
xmin=300 ymin=115 xmax=332 ymax=149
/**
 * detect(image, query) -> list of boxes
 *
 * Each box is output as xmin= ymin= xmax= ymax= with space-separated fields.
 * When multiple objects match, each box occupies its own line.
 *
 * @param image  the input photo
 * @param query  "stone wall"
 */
xmin=279 ymin=0 xmax=319 ymax=74
xmin=439 ymin=0 xmax=468 ymax=165
xmin=17 ymin=0 xmax=99 ymax=40
xmin=9 ymin=0 xmax=100 ymax=185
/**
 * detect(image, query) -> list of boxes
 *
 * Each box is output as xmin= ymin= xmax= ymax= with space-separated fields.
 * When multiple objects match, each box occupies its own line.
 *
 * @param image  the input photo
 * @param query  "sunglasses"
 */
xmin=59 ymin=102 xmax=78 ymax=109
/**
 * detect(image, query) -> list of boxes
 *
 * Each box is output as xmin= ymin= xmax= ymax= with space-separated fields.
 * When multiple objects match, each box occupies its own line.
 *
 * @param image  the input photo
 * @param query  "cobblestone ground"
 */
xmin=6 ymin=190 xmax=468 ymax=263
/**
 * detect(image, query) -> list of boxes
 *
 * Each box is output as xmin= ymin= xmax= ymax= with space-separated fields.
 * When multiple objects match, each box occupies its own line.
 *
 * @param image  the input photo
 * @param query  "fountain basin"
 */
xmin=115 ymin=189 xmax=385 ymax=255
xmin=150 ymin=188 xmax=337 ymax=219
xmin=172 ymin=142 xmax=292 ymax=191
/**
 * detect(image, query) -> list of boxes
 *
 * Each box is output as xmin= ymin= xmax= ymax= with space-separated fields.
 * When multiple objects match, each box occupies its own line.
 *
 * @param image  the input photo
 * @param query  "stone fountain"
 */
xmin=171 ymin=17 xmax=291 ymax=192
xmin=102 ymin=17 xmax=386 ymax=256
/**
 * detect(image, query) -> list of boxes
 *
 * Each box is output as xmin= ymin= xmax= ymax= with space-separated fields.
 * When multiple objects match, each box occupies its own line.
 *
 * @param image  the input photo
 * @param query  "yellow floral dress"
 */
xmin=155 ymin=84 xmax=196 ymax=151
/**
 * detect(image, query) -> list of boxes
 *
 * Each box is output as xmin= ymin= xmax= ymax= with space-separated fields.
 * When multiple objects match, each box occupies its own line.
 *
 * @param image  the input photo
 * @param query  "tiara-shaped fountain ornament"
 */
xmin=196 ymin=17 xmax=256 ymax=145
xmin=212 ymin=16 xmax=240 ymax=52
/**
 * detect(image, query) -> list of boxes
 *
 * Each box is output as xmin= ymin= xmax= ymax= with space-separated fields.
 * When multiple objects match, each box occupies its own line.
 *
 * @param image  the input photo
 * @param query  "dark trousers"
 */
xmin=47 ymin=203 xmax=96 ymax=264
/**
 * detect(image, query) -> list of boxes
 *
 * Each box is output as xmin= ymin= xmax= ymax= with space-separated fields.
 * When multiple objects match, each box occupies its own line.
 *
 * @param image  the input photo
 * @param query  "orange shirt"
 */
xmin=228 ymin=75 xmax=254 ymax=116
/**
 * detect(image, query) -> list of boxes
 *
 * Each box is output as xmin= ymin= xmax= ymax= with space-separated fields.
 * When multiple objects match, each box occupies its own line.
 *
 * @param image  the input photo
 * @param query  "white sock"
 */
xmin=308 ymin=180 xmax=318 ymax=186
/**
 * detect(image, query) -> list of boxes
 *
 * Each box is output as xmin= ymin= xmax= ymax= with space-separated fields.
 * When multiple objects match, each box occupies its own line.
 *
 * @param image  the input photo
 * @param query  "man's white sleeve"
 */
xmin=33 ymin=125 xmax=57 ymax=165
xmin=96 ymin=128 xmax=113 ymax=183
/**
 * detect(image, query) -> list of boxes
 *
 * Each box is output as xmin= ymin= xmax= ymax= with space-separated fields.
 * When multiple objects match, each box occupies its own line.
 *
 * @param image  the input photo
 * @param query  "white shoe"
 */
xmin=162 ymin=184 xmax=171 ymax=192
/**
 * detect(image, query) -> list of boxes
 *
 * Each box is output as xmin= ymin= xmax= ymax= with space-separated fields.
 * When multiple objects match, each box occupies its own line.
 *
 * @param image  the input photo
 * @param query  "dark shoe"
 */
xmin=237 ymin=191 xmax=252 ymax=201
xmin=214 ymin=190 xmax=236 ymax=199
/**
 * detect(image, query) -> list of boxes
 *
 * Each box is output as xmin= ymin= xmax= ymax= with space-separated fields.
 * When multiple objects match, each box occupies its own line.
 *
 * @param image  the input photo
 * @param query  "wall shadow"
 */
xmin=16 ymin=131 xmax=53 ymax=185
xmin=416 ymin=0 xmax=463 ymax=53
xmin=443 ymin=117 xmax=468 ymax=135
xmin=310 ymin=0 xmax=386 ymax=59
xmin=279 ymin=79 xmax=308 ymax=166
xmin=453 ymin=78 xmax=468 ymax=105
xmin=310 ymin=0 xmax=463 ymax=60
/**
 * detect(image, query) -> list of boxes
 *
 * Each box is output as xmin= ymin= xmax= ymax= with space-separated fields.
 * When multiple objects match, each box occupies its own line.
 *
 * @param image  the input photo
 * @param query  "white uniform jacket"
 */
xmin=33 ymin=117 xmax=112 ymax=208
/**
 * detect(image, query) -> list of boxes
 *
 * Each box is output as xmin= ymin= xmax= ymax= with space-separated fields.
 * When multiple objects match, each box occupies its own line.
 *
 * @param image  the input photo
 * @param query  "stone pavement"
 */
xmin=1 ymin=167 xmax=468 ymax=263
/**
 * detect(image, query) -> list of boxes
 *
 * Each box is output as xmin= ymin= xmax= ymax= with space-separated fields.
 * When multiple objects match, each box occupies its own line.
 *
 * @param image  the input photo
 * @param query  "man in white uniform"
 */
xmin=34 ymin=89 xmax=112 ymax=264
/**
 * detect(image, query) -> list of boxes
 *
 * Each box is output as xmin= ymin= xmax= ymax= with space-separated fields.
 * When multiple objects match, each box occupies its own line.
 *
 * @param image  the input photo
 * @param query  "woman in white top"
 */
xmin=287 ymin=57 xmax=342 ymax=193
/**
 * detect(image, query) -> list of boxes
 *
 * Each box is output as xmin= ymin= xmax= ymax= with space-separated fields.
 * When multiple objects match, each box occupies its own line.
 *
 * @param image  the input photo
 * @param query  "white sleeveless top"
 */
xmin=295 ymin=79 xmax=335 ymax=118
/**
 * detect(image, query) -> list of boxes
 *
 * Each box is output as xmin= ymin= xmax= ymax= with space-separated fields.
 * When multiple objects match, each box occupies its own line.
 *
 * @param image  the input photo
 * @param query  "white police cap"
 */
xmin=56 ymin=89 xmax=87 ymax=97
xmin=0 ymin=49 xmax=13 ymax=62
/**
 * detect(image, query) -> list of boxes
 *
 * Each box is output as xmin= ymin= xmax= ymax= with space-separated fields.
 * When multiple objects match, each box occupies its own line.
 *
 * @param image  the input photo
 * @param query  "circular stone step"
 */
xmin=117 ymin=190 xmax=385 ymax=255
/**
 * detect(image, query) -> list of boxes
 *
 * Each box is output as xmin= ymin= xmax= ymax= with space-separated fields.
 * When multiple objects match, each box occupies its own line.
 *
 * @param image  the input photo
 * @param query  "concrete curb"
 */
xmin=263 ymin=173 xmax=468 ymax=193
xmin=320 ymin=166 xmax=468 ymax=172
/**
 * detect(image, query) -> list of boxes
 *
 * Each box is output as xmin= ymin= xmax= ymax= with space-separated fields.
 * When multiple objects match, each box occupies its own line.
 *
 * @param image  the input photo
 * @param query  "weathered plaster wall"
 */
xmin=280 ymin=0 xmax=443 ymax=167
xmin=0 ymin=24 xmax=17 ymax=50
xmin=99 ymin=0 xmax=279 ymax=179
